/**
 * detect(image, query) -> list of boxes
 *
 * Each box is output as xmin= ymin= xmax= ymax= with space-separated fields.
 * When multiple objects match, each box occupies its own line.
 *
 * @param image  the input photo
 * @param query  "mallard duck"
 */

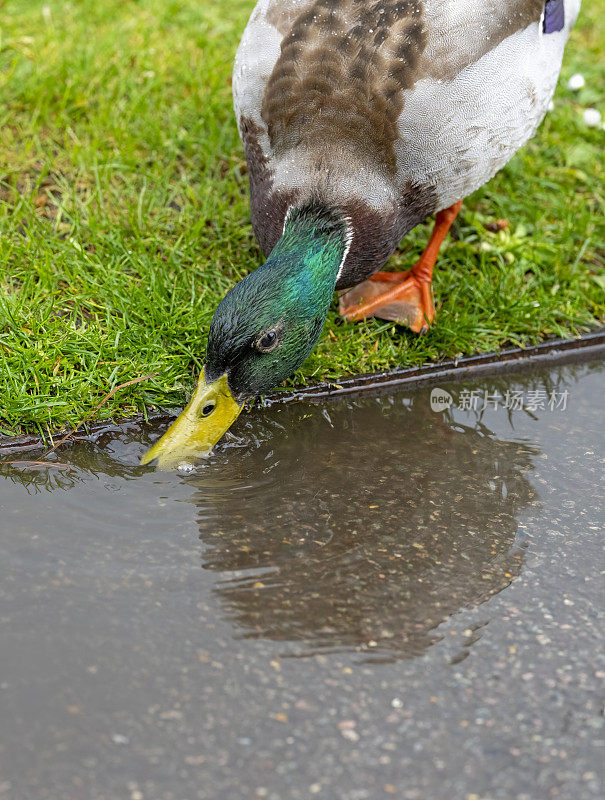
xmin=142 ymin=0 xmax=579 ymax=469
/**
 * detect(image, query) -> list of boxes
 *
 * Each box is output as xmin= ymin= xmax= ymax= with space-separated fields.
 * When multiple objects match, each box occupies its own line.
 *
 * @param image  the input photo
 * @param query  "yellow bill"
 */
xmin=140 ymin=369 xmax=242 ymax=470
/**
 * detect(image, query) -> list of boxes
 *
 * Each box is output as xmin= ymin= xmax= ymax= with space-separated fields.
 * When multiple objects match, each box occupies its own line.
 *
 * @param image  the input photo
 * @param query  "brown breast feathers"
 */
xmin=261 ymin=0 xmax=428 ymax=176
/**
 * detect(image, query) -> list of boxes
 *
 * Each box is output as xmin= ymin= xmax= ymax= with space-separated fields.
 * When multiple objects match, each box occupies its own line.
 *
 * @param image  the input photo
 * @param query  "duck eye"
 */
xmin=257 ymin=331 xmax=278 ymax=351
xmin=200 ymin=402 xmax=215 ymax=417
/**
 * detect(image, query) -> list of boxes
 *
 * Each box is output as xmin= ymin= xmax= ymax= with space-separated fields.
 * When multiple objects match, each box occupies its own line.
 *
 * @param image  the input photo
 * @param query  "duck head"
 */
xmin=141 ymin=203 xmax=350 ymax=469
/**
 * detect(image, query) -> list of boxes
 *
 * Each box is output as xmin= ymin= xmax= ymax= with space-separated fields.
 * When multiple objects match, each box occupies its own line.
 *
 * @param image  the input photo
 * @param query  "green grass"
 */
xmin=1 ymin=0 xmax=603 ymax=438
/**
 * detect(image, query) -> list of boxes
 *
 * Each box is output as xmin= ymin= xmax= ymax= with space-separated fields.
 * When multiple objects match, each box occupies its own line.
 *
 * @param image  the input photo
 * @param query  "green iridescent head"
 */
xmin=142 ymin=202 xmax=349 ymax=469
xmin=205 ymin=203 xmax=349 ymax=398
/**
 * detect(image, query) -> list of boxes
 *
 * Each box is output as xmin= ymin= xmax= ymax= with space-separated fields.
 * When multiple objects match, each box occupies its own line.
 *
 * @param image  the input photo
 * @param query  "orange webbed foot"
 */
xmin=339 ymin=200 xmax=463 ymax=334
xmin=339 ymin=272 xmax=434 ymax=333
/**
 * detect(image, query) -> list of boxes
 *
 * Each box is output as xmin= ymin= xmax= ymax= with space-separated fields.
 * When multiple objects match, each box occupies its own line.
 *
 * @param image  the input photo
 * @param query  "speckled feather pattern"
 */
xmin=233 ymin=0 xmax=581 ymax=286
xmin=261 ymin=0 xmax=426 ymax=174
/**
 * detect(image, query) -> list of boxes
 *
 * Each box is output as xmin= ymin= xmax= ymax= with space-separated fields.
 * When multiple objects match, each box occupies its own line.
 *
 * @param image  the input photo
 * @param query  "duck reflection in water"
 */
xmin=189 ymin=392 xmax=539 ymax=661
xmin=1 ymin=390 xmax=539 ymax=661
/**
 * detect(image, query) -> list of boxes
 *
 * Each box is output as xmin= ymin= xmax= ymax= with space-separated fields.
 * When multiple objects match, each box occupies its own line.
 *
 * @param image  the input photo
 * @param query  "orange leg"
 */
xmin=339 ymin=200 xmax=463 ymax=333
xmin=368 ymin=270 xmax=412 ymax=283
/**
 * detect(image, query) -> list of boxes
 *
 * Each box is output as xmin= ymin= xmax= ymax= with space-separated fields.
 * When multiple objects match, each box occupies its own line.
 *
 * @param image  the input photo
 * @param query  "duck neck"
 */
xmin=261 ymin=202 xmax=351 ymax=315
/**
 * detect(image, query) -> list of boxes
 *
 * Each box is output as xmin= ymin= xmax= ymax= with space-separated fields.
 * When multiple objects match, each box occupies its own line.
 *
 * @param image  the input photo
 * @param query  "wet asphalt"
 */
xmin=0 ymin=360 xmax=603 ymax=800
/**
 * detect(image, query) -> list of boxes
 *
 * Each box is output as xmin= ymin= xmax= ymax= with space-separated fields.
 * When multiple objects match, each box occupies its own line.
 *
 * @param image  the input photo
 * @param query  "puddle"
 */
xmin=1 ymin=373 xmax=543 ymax=662
xmin=1 ymin=360 xmax=603 ymax=799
